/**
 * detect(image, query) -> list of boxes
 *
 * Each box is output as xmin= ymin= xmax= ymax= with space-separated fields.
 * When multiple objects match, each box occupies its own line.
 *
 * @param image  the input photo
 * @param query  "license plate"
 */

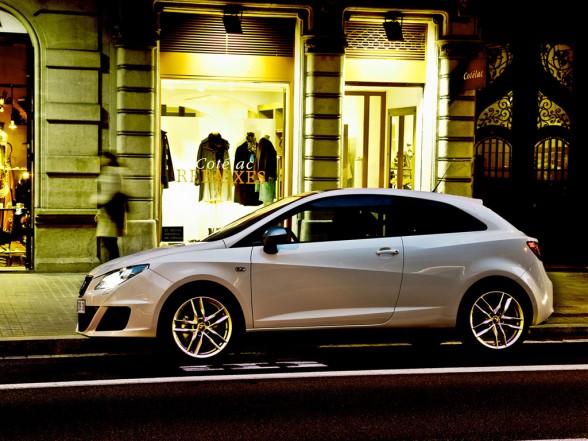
xmin=77 ymin=299 xmax=86 ymax=314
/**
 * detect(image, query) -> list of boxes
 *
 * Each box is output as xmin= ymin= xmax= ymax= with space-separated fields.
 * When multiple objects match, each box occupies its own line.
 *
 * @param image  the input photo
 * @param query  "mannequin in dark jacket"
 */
xmin=233 ymin=132 xmax=262 ymax=206
xmin=254 ymin=136 xmax=277 ymax=204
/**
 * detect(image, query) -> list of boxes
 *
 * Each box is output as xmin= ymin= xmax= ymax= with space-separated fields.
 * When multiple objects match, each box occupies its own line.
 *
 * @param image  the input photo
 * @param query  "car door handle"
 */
xmin=376 ymin=248 xmax=400 ymax=256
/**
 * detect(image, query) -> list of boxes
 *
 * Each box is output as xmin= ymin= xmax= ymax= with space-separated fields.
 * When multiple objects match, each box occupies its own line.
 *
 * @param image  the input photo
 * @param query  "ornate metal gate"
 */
xmin=473 ymin=40 xmax=581 ymax=264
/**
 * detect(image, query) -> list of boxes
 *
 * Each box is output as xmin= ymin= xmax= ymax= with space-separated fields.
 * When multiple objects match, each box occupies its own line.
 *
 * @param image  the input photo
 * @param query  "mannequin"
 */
xmin=233 ymin=132 xmax=262 ymax=206
xmin=254 ymin=136 xmax=277 ymax=204
xmin=194 ymin=132 xmax=232 ymax=203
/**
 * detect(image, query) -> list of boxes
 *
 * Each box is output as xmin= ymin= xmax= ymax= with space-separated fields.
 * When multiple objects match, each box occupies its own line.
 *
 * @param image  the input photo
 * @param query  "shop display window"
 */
xmin=160 ymin=80 xmax=286 ymax=243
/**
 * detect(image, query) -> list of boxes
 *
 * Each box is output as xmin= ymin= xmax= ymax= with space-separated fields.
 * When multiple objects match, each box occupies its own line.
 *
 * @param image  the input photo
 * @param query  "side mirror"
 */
xmin=262 ymin=226 xmax=290 ymax=254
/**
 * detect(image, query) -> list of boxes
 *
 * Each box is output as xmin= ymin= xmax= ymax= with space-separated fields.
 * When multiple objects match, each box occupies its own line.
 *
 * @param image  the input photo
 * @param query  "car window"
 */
xmin=233 ymin=193 xmax=487 ymax=247
xmin=394 ymin=196 xmax=487 ymax=236
xmin=203 ymin=193 xmax=312 ymax=242
xmin=235 ymin=195 xmax=395 ymax=246
xmin=295 ymin=195 xmax=399 ymax=242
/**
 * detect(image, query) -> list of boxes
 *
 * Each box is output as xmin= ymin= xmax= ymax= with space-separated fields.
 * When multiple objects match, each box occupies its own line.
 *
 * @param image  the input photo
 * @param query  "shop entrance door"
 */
xmin=0 ymin=11 xmax=33 ymax=269
xmin=343 ymin=88 xmax=421 ymax=191
xmin=388 ymin=107 xmax=416 ymax=190
xmin=342 ymin=91 xmax=386 ymax=188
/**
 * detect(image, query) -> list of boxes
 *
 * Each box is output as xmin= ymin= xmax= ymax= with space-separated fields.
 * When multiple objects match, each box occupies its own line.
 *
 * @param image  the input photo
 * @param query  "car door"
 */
xmin=249 ymin=195 xmax=404 ymax=328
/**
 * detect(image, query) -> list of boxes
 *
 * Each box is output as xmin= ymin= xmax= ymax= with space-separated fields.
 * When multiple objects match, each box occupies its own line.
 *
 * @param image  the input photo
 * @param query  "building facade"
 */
xmin=0 ymin=0 xmax=582 ymax=271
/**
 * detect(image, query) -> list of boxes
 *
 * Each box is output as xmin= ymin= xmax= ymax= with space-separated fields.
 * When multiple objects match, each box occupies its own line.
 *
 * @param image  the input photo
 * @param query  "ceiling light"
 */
xmin=223 ymin=5 xmax=243 ymax=34
xmin=383 ymin=12 xmax=404 ymax=42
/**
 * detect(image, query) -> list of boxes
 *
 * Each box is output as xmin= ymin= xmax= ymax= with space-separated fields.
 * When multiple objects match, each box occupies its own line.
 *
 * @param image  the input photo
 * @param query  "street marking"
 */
xmin=3 ymin=364 xmax=588 ymax=390
xmin=180 ymin=360 xmax=327 ymax=372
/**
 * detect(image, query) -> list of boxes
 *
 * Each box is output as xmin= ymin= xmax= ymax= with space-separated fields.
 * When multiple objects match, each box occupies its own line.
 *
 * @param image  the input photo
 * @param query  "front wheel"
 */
xmin=158 ymin=288 xmax=243 ymax=363
xmin=458 ymin=285 xmax=530 ymax=351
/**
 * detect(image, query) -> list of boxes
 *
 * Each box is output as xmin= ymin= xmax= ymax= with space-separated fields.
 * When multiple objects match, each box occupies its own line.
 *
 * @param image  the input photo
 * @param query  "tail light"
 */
xmin=527 ymin=241 xmax=543 ymax=261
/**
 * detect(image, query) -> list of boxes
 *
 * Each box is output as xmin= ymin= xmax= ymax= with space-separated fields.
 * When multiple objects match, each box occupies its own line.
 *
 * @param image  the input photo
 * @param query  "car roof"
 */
xmin=313 ymin=188 xmax=483 ymax=208
xmin=300 ymin=188 xmax=516 ymax=231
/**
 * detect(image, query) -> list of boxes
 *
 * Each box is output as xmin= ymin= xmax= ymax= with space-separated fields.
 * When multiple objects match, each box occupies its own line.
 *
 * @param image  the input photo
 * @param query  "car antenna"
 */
xmin=432 ymin=163 xmax=452 ymax=193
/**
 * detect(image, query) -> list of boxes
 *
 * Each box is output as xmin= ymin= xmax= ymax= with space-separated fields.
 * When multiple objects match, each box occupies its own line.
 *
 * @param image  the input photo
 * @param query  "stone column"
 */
xmin=436 ymin=39 xmax=484 ymax=196
xmin=301 ymin=34 xmax=346 ymax=191
xmin=113 ymin=0 xmax=159 ymax=255
xmin=115 ymin=46 xmax=158 ymax=255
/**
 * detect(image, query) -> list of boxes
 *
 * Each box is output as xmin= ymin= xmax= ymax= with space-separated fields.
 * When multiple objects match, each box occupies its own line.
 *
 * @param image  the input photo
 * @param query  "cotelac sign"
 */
xmin=462 ymin=56 xmax=486 ymax=91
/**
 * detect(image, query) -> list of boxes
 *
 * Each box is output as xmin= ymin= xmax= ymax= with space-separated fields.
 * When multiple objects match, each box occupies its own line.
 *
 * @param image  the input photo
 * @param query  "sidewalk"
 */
xmin=0 ymin=269 xmax=587 ymax=356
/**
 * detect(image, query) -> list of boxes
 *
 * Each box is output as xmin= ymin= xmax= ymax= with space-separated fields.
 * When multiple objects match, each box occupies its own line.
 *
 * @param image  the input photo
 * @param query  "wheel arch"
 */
xmin=156 ymin=280 xmax=246 ymax=339
xmin=458 ymin=275 xmax=533 ymax=324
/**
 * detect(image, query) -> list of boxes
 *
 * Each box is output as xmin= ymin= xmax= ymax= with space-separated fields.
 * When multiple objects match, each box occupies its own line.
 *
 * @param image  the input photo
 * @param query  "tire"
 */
xmin=157 ymin=286 xmax=243 ymax=364
xmin=458 ymin=283 xmax=530 ymax=351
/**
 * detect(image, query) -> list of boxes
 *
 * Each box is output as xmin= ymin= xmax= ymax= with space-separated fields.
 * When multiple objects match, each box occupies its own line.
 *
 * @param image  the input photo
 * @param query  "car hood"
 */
xmin=88 ymin=241 xmax=228 ymax=277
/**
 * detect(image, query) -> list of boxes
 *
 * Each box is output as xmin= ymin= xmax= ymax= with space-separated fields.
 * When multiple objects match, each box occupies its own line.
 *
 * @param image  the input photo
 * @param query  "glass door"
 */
xmin=388 ymin=107 xmax=416 ymax=190
xmin=342 ymin=91 xmax=386 ymax=188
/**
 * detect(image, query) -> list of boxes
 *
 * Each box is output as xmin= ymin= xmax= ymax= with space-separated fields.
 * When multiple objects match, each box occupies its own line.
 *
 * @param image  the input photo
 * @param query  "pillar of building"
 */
xmin=301 ymin=34 xmax=346 ymax=192
xmin=31 ymin=3 xmax=105 ymax=272
xmin=436 ymin=39 xmax=483 ymax=196
xmin=114 ymin=46 xmax=158 ymax=256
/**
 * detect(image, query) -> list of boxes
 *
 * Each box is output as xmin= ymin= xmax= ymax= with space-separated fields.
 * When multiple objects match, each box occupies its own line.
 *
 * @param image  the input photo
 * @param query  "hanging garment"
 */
xmin=233 ymin=134 xmax=262 ymax=206
xmin=194 ymin=132 xmax=233 ymax=203
xmin=254 ymin=137 xmax=277 ymax=203
xmin=161 ymin=130 xmax=176 ymax=189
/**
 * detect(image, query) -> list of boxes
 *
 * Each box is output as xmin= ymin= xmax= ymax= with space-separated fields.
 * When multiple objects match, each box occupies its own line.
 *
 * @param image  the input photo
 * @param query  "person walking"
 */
xmin=92 ymin=151 xmax=128 ymax=262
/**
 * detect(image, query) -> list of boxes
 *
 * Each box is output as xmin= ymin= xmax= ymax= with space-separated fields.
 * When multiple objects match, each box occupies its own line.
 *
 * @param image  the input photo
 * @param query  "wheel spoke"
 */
xmin=187 ymin=330 xmax=205 ymax=355
xmin=502 ymin=317 xmax=523 ymax=329
xmin=473 ymin=320 xmax=494 ymax=337
xmin=474 ymin=301 xmax=493 ymax=319
xmin=501 ymin=294 xmax=512 ymax=313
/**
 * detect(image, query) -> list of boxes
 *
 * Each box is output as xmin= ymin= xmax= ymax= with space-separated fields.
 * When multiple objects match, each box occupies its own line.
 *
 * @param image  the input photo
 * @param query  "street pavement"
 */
xmin=0 ymin=268 xmax=587 ymax=357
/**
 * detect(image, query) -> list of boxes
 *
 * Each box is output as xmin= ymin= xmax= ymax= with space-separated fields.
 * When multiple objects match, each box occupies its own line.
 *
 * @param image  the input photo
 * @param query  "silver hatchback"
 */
xmin=77 ymin=188 xmax=554 ymax=363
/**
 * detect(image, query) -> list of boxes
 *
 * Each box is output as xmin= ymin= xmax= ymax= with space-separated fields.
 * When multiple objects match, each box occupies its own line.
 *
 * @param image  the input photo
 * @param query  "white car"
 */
xmin=77 ymin=188 xmax=553 ymax=363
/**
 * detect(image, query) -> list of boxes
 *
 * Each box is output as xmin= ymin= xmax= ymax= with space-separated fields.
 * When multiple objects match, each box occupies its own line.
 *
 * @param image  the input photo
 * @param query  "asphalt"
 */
xmin=0 ymin=267 xmax=587 ymax=358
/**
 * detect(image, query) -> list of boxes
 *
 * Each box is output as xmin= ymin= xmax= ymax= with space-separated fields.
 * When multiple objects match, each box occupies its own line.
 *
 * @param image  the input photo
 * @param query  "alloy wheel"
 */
xmin=469 ymin=290 xmax=525 ymax=349
xmin=171 ymin=295 xmax=233 ymax=359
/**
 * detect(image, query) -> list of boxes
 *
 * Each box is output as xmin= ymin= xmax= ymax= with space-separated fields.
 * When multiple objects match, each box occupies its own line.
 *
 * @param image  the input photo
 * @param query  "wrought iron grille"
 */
xmin=534 ymin=138 xmax=569 ymax=182
xmin=345 ymin=22 xmax=427 ymax=60
xmin=475 ymin=138 xmax=512 ymax=179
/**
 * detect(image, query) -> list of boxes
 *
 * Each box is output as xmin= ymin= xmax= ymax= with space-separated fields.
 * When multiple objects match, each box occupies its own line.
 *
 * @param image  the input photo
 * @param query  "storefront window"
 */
xmin=160 ymin=79 xmax=287 ymax=242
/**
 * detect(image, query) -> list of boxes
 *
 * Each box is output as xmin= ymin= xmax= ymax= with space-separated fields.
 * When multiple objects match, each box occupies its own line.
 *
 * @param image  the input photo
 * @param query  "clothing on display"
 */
xmin=254 ymin=136 xmax=277 ymax=203
xmin=0 ymin=123 xmax=15 ymax=245
xmin=194 ymin=132 xmax=233 ymax=203
xmin=233 ymin=132 xmax=262 ymax=206
xmin=161 ymin=130 xmax=176 ymax=189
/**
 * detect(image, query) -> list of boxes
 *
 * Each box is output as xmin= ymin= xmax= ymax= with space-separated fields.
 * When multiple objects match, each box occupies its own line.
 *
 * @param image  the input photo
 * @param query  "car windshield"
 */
xmin=201 ymin=192 xmax=316 ymax=242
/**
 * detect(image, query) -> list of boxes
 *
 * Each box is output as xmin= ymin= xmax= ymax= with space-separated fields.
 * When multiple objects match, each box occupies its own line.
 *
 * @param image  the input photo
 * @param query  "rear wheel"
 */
xmin=158 ymin=287 xmax=243 ymax=363
xmin=459 ymin=284 xmax=530 ymax=351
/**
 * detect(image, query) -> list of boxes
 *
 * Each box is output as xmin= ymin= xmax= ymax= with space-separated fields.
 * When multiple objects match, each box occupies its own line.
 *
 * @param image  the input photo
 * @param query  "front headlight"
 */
xmin=95 ymin=264 xmax=150 ymax=291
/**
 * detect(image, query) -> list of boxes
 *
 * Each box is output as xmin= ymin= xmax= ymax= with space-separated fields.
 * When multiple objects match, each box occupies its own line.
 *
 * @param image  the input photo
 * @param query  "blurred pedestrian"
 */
xmin=92 ymin=151 xmax=128 ymax=262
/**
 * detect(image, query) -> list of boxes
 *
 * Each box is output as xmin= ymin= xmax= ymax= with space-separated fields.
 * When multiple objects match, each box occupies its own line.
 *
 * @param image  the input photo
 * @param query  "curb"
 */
xmin=0 ymin=336 xmax=154 ymax=358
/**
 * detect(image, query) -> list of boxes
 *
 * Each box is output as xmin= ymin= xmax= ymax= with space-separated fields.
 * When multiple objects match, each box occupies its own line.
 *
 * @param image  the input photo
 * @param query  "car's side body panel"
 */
xmin=391 ymin=229 xmax=552 ymax=327
xmin=250 ymin=237 xmax=403 ymax=327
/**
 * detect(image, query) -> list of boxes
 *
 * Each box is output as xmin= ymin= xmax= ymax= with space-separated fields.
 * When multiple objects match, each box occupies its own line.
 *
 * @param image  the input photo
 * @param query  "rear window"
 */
xmin=395 ymin=197 xmax=487 ymax=236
